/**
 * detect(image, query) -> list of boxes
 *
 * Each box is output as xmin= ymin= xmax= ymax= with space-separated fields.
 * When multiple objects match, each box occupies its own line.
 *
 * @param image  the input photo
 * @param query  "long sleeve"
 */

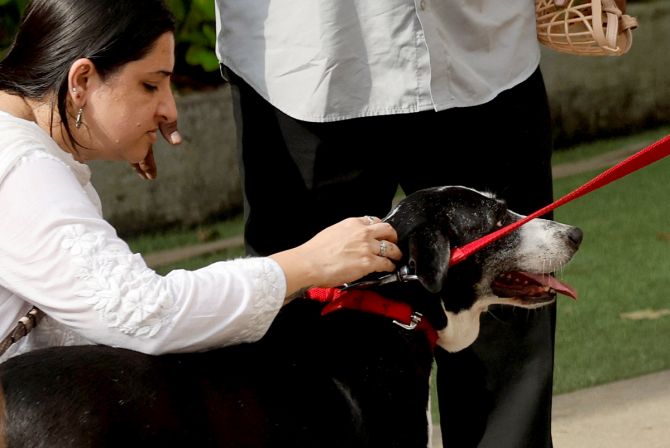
xmin=0 ymin=151 xmax=286 ymax=355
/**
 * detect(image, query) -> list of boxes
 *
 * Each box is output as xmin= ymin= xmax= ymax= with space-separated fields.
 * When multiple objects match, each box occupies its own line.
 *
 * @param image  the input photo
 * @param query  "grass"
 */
xmin=152 ymin=247 xmax=245 ymax=275
xmin=552 ymin=150 xmax=670 ymax=393
xmin=126 ymin=125 xmax=670 ymax=397
xmin=127 ymin=214 xmax=244 ymax=256
xmin=552 ymin=126 xmax=670 ymax=166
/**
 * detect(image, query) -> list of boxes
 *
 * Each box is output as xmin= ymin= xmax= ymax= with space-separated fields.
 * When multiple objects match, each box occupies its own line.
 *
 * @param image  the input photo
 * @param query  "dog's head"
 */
xmin=383 ymin=186 xmax=582 ymax=352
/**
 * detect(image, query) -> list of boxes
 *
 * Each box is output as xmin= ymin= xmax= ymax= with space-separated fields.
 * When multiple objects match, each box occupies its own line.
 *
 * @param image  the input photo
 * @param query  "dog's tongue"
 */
xmin=520 ymin=272 xmax=578 ymax=300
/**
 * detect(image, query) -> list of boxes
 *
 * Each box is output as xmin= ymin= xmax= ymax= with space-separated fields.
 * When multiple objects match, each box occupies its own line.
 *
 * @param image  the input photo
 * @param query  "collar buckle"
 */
xmin=393 ymin=311 xmax=423 ymax=331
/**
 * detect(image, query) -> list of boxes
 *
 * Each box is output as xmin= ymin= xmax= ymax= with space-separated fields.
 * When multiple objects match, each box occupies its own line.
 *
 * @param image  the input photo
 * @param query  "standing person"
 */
xmin=215 ymin=1 xmax=558 ymax=446
xmin=0 ymin=0 xmax=401 ymax=363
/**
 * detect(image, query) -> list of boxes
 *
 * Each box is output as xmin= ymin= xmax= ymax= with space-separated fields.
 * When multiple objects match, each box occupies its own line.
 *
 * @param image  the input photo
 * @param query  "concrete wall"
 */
xmin=91 ymin=1 xmax=670 ymax=235
xmin=541 ymin=1 xmax=670 ymax=147
xmin=89 ymin=88 xmax=241 ymax=235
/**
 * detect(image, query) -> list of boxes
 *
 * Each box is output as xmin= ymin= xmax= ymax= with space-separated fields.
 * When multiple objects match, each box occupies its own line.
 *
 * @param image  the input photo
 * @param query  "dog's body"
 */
xmin=0 ymin=186 xmax=582 ymax=448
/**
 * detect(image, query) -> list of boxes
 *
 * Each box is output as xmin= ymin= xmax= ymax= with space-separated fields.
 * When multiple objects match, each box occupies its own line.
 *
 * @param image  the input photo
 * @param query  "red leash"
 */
xmin=449 ymin=134 xmax=670 ymax=267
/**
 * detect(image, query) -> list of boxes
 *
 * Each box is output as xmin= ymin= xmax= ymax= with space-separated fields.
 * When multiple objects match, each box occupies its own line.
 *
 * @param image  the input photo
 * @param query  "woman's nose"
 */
xmin=158 ymin=88 xmax=178 ymax=124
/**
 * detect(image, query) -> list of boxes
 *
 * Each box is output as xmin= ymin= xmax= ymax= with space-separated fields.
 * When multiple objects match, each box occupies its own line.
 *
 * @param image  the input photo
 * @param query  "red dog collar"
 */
xmin=305 ymin=287 xmax=438 ymax=348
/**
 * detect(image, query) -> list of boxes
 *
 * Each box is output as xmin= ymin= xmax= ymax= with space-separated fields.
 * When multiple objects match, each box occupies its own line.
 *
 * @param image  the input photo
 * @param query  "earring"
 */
xmin=75 ymin=108 xmax=84 ymax=129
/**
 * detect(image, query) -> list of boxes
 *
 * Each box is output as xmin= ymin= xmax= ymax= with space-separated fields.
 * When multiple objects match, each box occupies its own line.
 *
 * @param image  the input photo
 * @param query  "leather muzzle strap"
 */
xmin=0 ymin=308 xmax=44 ymax=358
xmin=450 ymin=134 xmax=670 ymax=266
xmin=305 ymin=288 xmax=438 ymax=348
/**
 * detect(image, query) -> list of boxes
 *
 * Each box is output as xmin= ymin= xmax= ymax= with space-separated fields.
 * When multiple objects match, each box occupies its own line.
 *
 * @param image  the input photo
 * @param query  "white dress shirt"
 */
xmin=215 ymin=0 xmax=540 ymax=122
xmin=0 ymin=111 xmax=286 ymax=362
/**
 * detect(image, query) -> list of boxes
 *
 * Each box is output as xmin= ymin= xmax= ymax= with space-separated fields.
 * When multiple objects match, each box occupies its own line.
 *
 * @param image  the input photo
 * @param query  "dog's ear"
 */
xmin=407 ymin=223 xmax=450 ymax=294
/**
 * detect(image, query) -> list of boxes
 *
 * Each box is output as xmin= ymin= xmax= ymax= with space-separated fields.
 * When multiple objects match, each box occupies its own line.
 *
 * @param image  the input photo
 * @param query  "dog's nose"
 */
xmin=567 ymin=227 xmax=583 ymax=248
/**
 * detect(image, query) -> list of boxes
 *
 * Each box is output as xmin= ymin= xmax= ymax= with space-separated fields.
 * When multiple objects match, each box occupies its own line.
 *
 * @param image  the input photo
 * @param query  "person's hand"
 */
xmin=132 ymin=147 xmax=157 ymax=180
xmin=159 ymin=120 xmax=183 ymax=146
xmin=552 ymin=1 xmax=626 ymax=12
xmin=270 ymin=216 xmax=402 ymax=298
xmin=132 ymin=120 xmax=182 ymax=180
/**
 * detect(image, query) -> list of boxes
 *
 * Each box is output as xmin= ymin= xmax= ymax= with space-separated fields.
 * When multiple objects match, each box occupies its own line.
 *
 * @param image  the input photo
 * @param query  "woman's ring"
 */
xmin=379 ymin=240 xmax=387 ymax=257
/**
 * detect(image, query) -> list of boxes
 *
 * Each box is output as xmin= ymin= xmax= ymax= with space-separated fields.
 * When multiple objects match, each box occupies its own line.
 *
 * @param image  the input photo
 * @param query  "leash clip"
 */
xmin=340 ymin=265 xmax=419 ymax=290
xmin=393 ymin=311 xmax=423 ymax=331
xmin=393 ymin=265 xmax=419 ymax=283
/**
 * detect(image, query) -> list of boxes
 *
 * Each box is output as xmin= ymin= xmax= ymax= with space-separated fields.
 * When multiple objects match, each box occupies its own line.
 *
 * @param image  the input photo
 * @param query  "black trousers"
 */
xmin=226 ymin=66 xmax=555 ymax=448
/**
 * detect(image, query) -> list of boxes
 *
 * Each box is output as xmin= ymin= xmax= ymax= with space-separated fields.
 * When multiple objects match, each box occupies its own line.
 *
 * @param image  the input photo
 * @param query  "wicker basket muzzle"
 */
xmin=536 ymin=0 xmax=638 ymax=56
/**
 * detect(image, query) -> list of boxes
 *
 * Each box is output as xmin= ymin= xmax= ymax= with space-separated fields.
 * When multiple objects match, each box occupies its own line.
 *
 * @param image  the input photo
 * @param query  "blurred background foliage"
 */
xmin=0 ymin=0 xmax=224 ymax=91
xmin=165 ymin=0 xmax=224 ymax=90
xmin=0 ymin=0 xmax=29 ymax=58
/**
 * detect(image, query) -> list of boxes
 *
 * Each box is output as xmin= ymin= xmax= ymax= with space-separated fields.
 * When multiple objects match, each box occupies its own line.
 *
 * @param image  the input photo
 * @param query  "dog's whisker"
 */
xmin=485 ymin=307 xmax=507 ymax=324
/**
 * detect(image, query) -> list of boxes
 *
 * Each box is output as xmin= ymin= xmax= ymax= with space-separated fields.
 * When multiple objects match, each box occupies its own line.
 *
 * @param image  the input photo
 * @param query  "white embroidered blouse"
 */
xmin=0 ymin=111 xmax=286 ymax=362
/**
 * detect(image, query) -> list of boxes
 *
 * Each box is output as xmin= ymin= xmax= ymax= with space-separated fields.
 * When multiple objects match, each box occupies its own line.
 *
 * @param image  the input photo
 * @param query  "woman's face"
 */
xmin=77 ymin=32 xmax=177 ymax=163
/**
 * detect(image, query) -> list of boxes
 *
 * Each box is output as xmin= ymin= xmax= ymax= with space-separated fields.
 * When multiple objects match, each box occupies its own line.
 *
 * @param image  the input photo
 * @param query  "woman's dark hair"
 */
xmin=0 ymin=0 xmax=175 ymax=146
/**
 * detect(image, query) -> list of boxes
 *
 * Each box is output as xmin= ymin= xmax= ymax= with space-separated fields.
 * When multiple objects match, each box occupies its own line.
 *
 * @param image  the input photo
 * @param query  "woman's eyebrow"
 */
xmin=149 ymin=70 xmax=173 ymax=77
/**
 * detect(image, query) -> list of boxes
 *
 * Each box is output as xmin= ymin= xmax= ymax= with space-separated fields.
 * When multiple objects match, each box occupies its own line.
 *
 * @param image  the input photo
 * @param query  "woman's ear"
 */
xmin=68 ymin=58 xmax=97 ymax=106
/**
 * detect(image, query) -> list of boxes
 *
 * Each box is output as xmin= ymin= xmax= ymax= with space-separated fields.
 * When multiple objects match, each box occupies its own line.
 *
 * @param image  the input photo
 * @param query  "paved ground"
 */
xmin=143 ymin=235 xmax=243 ymax=268
xmin=428 ymin=369 xmax=670 ymax=447
xmin=550 ymin=142 xmax=642 ymax=180
xmin=551 ymin=370 xmax=670 ymax=448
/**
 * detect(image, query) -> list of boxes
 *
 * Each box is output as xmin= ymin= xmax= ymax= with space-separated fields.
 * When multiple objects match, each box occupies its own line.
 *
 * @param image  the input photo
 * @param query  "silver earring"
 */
xmin=75 ymin=108 xmax=84 ymax=129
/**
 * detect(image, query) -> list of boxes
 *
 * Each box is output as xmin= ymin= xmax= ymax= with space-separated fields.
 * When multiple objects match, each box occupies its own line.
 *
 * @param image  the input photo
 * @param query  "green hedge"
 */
xmin=0 ymin=0 xmax=28 ymax=58
xmin=166 ymin=0 xmax=223 ymax=90
xmin=0 ymin=0 xmax=222 ymax=90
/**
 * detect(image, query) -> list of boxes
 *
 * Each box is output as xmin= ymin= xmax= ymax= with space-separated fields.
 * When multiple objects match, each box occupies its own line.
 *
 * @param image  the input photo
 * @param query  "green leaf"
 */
xmin=165 ymin=0 xmax=186 ymax=22
xmin=193 ymin=0 xmax=216 ymax=21
xmin=202 ymin=23 xmax=216 ymax=42
xmin=182 ymin=29 xmax=212 ymax=47
xmin=185 ymin=45 xmax=220 ymax=72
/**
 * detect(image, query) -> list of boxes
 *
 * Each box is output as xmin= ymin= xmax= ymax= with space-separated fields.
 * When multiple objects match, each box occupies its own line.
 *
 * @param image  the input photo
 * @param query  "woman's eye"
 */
xmin=143 ymin=83 xmax=158 ymax=92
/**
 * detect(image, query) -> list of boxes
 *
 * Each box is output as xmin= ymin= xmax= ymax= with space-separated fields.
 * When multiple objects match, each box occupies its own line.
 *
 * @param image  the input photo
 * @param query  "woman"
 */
xmin=0 ymin=0 xmax=400 ymax=362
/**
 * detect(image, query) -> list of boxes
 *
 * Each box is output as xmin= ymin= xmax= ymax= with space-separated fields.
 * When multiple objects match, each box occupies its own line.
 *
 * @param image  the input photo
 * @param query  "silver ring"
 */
xmin=379 ymin=240 xmax=387 ymax=257
xmin=365 ymin=215 xmax=376 ymax=225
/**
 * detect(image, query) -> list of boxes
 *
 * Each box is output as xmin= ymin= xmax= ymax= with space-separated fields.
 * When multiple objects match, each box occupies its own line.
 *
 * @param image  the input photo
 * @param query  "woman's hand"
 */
xmin=132 ymin=121 xmax=182 ymax=180
xmin=270 ymin=216 xmax=402 ymax=300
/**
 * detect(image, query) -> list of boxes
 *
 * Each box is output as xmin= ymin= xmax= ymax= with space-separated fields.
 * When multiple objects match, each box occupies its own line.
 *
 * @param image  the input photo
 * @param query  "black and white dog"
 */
xmin=0 ymin=186 xmax=581 ymax=448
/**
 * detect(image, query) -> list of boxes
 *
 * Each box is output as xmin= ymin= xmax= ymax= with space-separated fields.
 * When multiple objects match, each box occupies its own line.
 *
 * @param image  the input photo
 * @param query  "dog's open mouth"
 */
xmin=491 ymin=272 xmax=577 ymax=303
